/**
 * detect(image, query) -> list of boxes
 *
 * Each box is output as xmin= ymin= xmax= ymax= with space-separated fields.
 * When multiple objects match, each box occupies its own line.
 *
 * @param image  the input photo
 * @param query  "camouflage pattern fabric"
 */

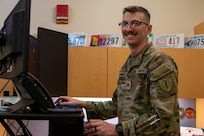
xmin=85 ymin=43 xmax=180 ymax=136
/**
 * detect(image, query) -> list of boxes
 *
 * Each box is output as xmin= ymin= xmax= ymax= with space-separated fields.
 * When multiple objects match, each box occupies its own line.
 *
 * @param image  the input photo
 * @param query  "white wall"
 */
xmin=0 ymin=0 xmax=204 ymax=45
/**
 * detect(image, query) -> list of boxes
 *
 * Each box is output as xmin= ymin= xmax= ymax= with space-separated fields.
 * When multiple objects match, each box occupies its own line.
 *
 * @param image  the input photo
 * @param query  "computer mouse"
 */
xmin=55 ymin=104 xmax=78 ymax=109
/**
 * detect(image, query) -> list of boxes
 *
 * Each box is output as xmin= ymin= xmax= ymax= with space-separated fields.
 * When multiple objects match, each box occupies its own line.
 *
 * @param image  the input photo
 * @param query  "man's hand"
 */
xmin=84 ymin=119 xmax=118 ymax=136
xmin=55 ymin=96 xmax=86 ymax=107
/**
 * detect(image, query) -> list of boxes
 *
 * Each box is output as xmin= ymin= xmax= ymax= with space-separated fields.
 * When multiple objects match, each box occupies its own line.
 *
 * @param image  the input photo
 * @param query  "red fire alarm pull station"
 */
xmin=56 ymin=4 xmax=68 ymax=24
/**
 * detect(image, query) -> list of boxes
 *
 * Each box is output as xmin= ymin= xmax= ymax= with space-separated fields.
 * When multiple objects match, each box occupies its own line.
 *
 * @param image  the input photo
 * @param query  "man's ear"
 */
xmin=147 ymin=24 xmax=152 ymax=34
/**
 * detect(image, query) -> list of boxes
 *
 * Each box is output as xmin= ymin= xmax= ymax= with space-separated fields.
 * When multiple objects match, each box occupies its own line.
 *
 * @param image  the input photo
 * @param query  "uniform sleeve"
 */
xmin=84 ymin=91 xmax=118 ymax=120
xmin=121 ymin=54 xmax=180 ymax=135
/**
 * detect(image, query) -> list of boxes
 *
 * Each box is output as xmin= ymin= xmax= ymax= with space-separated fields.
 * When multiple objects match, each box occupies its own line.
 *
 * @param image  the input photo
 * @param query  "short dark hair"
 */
xmin=123 ymin=6 xmax=150 ymax=23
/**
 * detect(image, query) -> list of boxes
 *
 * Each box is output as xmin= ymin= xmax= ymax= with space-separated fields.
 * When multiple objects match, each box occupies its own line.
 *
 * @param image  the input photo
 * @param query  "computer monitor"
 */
xmin=0 ymin=0 xmax=30 ymax=78
xmin=38 ymin=27 xmax=68 ymax=96
xmin=0 ymin=0 xmax=54 ymax=113
xmin=29 ymin=35 xmax=39 ymax=78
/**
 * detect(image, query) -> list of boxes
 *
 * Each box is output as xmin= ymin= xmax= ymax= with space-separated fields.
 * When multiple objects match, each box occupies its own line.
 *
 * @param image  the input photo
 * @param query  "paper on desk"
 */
xmin=0 ymin=96 xmax=19 ymax=107
xmin=180 ymin=126 xmax=203 ymax=136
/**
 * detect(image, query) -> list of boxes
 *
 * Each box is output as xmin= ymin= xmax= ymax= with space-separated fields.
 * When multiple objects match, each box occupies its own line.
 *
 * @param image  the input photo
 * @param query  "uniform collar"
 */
xmin=128 ymin=43 xmax=153 ymax=66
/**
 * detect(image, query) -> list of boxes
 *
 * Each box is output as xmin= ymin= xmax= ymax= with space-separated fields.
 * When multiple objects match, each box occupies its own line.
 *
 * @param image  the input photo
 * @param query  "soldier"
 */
xmin=56 ymin=5 xmax=180 ymax=136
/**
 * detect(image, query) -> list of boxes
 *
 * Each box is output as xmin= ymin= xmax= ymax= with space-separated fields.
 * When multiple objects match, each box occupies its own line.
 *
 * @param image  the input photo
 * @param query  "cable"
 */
xmin=0 ymin=119 xmax=15 ymax=136
xmin=16 ymin=119 xmax=32 ymax=136
xmin=7 ymin=119 xmax=31 ymax=136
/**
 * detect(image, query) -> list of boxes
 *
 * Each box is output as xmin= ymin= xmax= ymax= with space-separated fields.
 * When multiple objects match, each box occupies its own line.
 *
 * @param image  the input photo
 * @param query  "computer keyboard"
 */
xmin=55 ymin=105 xmax=78 ymax=109
xmin=47 ymin=105 xmax=82 ymax=113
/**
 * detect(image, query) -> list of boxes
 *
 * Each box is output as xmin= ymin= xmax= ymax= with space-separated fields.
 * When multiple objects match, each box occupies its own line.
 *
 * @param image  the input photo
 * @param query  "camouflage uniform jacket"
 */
xmin=85 ymin=43 xmax=180 ymax=136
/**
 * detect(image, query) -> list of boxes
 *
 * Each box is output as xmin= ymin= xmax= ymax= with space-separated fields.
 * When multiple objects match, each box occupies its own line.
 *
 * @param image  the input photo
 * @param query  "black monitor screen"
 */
xmin=0 ymin=0 xmax=54 ymax=113
xmin=0 ymin=0 xmax=31 ymax=78
xmin=38 ymin=27 xmax=68 ymax=96
xmin=29 ymin=35 xmax=38 ymax=78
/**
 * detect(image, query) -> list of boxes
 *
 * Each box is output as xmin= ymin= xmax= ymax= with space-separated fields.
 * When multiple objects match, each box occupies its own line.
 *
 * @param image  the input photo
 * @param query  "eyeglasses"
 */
xmin=118 ymin=20 xmax=149 ymax=29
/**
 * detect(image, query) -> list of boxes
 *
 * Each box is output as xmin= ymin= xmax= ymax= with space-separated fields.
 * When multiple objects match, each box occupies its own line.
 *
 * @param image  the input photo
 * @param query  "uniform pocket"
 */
xmin=149 ymin=61 xmax=173 ymax=82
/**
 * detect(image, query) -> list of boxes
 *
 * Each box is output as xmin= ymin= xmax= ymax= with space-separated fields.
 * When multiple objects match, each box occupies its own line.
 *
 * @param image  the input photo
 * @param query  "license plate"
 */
xmin=153 ymin=34 xmax=184 ymax=48
xmin=184 ymin=34 xmax=204 ymax=48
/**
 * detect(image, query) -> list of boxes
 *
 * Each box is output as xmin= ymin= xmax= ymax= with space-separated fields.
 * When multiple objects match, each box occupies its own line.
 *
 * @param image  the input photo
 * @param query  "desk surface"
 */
xmin=0 ymin=96 xmax=84 ymax=120
xmin=0 ymin=111 xmax=84 ymax=120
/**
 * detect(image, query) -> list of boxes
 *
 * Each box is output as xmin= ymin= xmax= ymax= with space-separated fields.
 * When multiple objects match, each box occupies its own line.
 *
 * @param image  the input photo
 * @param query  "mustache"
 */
xmin=126 ymin=31 xmax=137 ymax=35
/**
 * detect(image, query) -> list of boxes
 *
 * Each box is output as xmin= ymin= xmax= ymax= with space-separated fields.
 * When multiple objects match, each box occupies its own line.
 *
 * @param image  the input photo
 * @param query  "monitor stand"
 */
xmin=8 ymin=99 xmax=34 ymax=113
xmin=7 ymin=72 xmax=54 ymax=113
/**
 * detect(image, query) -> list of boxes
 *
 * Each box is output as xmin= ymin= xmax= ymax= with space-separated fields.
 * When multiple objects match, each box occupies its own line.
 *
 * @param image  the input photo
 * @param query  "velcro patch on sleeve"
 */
xmin=159 ymin=78 xmax=172 ymax=92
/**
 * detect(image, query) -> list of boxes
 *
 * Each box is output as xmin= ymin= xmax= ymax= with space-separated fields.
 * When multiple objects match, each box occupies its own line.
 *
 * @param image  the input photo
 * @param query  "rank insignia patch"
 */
xmin=159 ymin=78 xmax=172 ymax=92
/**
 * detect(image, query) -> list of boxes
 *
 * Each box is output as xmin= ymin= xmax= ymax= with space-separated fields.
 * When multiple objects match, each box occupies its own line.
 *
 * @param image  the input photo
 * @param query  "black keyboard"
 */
xmin=47 ymin=105 xmax=83 ymax=113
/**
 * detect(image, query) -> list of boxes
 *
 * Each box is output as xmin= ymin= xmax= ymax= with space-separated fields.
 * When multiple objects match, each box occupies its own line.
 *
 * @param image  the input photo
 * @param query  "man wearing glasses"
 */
xmin=56 ymin=6 xmax=180 ymax=136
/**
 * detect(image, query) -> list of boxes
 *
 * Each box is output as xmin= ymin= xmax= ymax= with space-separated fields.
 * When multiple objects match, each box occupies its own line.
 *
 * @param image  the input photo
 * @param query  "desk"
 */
xmin=0 ymin=111 xmax=84 ymax=136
